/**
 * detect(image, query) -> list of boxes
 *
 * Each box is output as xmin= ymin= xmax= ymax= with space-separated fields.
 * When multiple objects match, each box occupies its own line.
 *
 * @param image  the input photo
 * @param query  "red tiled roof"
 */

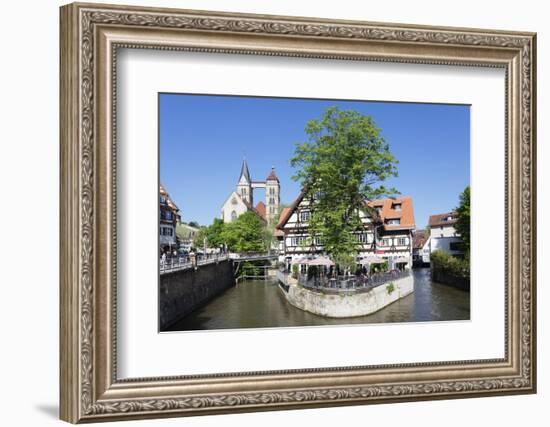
xmin=412 ymin=230 xmax=428 ymax=249
xmin=429 ymin=212 xmax=457 ymax=227
xmin=367 ymin=196 xmax=415 ymax=231
xmin=276 ymin=191 xmax=414 ymax=231
xmin=255 ymin=201 xmax=266 ymax=219
xmin=276 ymin=191 xmax=306 ymax=229
xmin=266 ymin=167 xmax=279 ymax=182
xmin=159 ymin=184 xmax=179 ymax=212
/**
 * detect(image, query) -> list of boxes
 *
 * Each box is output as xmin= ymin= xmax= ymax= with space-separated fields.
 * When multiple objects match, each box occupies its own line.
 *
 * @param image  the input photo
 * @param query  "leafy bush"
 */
xmin=386 ymin=283 xmax=395 ymax=295
xmin=242 ymin=262 xmax=261 ymax=277
xmin=370 ymin=262 xmax=388 ymax=273
xmin=430 ymin=250 xmax=469 ymax=279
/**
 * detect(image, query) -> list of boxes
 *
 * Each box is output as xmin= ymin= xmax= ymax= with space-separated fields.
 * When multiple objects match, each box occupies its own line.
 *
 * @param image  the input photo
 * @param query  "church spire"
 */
xmin=238 ymin=158 xmax=251 ymax=184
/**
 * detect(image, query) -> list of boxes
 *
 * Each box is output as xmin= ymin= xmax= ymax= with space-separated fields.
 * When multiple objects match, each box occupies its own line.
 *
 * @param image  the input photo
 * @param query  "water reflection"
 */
xmin=166 ymin=268 xmax=470 ymax=332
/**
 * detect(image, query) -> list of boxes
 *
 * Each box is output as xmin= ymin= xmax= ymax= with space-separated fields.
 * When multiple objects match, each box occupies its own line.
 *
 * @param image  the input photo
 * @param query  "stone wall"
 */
xmin=160 ymin=260 xmax=234 ymax=330
xmin=432 ymin=270 xmax=470 ymax=291
xmin=280 ymin=274 xmax=414 ymax=318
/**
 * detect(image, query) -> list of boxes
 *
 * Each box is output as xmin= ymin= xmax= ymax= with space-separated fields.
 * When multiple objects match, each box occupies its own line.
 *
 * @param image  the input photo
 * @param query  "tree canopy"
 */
xmin=193 ymin=218 xmax=225 ymax=250
xmin=221 ymin=211 xmax=266 ymax=253
xmin=455 ymin=185 xmax=470 ymax=256
xmin=290 ymin=107 xmax=399 ymax=267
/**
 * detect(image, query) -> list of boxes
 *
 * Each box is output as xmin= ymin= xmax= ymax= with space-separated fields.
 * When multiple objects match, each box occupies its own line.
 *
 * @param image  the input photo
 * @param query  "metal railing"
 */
xmin=160 ymin=253 xmax=229 ymax=274
xmin=229 ymin=252 xmax=278 ymax=261
xmin=294 ymin=269 xmax=410 ymax=293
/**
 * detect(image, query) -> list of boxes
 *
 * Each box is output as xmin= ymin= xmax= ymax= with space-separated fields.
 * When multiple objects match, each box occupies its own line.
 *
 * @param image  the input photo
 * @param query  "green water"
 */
xmin=166 ymin=268 xmax=470 ymax=332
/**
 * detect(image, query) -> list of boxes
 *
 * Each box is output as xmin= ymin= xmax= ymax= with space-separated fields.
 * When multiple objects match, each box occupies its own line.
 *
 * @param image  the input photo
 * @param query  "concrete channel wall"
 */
xmin=279 ymin=274 xmax=414 ymax=318
xmin=159 ymin=260 xmax=234 ymax=330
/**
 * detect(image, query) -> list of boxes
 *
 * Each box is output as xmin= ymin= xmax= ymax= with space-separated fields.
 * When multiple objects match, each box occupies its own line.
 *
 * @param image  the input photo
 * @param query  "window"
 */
xmin=450 ymin=241 xmax=463 ymax=251
xmin=379 ymin=238 xmax=389 ymax=247
xmin=269 ymin=197 xmax=275 ymax=205
xmin=313 ymin=236 xmax=324 ymax=246
xmin=160 ymin=227 xmax=173 ymax=236
xmin=387 ymin=219 xmax=401 ymax=225
xmin=356 ymin=233 xmax=368 ymax=243
xmin=291 ymin=236 xmax=307 ymax=246
xmin=396 ymin=237 xmax=407 ymax=246
xmin=231 ymin=211 xmax=237 ymax=221
xmin=392 ymin=203 xmax=402 ymax=211
xmin=300 ymin=211 xmax=311 ymax=222
xmin=160 ymin=196 xmax=166 ymax=204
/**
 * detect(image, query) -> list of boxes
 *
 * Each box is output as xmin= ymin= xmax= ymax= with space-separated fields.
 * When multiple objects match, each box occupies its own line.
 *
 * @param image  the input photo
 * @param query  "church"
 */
xmin=221 ymin=160 xmax=280 ymax=224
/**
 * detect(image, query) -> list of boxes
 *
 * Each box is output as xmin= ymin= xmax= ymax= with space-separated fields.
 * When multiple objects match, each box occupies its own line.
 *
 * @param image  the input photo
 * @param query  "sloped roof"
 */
xmin=159 ymin=184 xmax=179 ymax=212
xmin=238 ymin=159 xmax=251 ymax=183
xmin=276 ymin=191 xmax=414 ymax=231
xmin=367 ymin=196 xmax=415 ymax=231
xmin=429 ymin=212 xmax=457 ymax=227
xmin=276 ymin=190 xmax=306 ymax=229
xmin=255 ymin=201 xmax=266 ymax=219
xmin=412 ymin=230 xmax=428 ymax=249
xmin=266 ymin=167 xmax=279 ymax=182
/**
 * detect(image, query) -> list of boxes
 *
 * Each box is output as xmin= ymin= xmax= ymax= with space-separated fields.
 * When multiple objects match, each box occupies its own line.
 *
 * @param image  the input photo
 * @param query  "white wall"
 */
xmin=0 ymin=1 xmax=546 ymax=426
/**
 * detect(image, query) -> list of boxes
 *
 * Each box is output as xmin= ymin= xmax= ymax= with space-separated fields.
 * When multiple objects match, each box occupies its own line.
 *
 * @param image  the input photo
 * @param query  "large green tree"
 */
xmin=455 ymin=185 xmax=470 ymax=256
xmin=291 ymin=107 xmax=399 ymax=268
xmin=193 ymin=218 xmax=226 ymax=249
xmin=221 ymin=211 xmax=266 ymax=253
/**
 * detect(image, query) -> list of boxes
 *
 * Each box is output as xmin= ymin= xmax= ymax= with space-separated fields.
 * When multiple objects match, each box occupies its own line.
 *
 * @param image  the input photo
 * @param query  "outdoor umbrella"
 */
xmin=306 ymin=256 xmax=334 ymax=266
xmin=359 ymin=256 xmax=385 ymax=265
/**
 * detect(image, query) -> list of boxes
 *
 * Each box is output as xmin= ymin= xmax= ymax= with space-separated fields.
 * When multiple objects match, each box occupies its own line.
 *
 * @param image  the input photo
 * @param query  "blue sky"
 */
xmin=160 ymin=94 xmax=470 ymax=229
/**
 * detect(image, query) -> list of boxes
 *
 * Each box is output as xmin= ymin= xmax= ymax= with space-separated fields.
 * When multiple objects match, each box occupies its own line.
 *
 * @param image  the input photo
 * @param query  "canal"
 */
xmin=165 ymin=268 xmax=470 ymax=332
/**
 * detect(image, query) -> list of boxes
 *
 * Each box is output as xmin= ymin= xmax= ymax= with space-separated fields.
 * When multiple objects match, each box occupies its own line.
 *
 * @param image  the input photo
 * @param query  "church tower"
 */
xmin=265 ymin=167 xmax=280 ymax=224
xmin=236 ymin=159 xmax=253 ymax=206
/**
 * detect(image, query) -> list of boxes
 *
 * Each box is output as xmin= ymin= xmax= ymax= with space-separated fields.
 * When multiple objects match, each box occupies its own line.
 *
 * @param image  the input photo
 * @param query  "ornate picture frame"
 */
xmin=60 ymin=2 xmax=536 ymax=423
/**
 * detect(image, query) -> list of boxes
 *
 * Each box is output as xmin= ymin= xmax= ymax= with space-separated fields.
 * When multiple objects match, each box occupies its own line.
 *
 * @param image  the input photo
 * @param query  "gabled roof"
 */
xmin=429 ymin=212 xmax=457 ymax=227
xmin=238 ymin=159 xmax=251 ymax=184
xmin=159 ymin=184 xmax=179 ymax=212
xmin=276 ymin=189 xmax=307 ymax=229
xmin=412 ymin=230 xmax=429 ymax=249
xmin=266 ymin=167 xmax=279 ymax=182
xmin=367 ymin=196 xmax=415 ymax=231
xmin=255 ymin=201 xmax=266 ymax=220
xmin=276 ymin=190 xmax=413 ymax=231
xmin=221 ymin=191 xmax=247 ymax=210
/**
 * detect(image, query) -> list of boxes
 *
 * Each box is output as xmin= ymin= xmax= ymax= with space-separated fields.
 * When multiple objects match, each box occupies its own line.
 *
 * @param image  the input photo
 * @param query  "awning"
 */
xmin=305 ymin=256 xmax=334 ymax=266
xmin=360 ymin=256 xmax=386 ymax=265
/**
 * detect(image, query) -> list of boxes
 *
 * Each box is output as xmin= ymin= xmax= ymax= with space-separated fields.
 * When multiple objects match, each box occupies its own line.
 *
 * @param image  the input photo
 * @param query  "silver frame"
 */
xmin=60 ymin=2 xmax=536 ymax=423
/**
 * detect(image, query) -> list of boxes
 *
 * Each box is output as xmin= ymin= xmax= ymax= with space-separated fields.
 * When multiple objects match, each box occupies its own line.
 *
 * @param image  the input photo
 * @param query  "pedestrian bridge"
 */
xmin=160 ymin=252 xmax=278 ymax=275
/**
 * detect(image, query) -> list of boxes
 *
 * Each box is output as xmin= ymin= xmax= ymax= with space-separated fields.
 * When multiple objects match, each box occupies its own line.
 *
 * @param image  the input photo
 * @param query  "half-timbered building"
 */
xmin=276 ymin=192 xmax=415 ymax=269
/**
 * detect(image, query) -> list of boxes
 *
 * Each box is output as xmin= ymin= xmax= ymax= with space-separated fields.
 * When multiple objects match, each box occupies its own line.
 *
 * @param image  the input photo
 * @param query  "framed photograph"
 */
xmin=60 ymin=2 xmax=537 ymax=423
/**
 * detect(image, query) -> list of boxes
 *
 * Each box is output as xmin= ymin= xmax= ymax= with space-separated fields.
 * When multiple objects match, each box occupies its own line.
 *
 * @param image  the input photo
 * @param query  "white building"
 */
xmin=221 ymin=159 xmax=279 ymax=224
xmin=428 ymin=212 xmax=464 ymax=256
xmin=159 ymin=184 xmax=180 ymax=253
xmin=276 ymin=192 xmax=416 ymax=269
xmin=412 ymin=231 xmax=431 ymax=265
